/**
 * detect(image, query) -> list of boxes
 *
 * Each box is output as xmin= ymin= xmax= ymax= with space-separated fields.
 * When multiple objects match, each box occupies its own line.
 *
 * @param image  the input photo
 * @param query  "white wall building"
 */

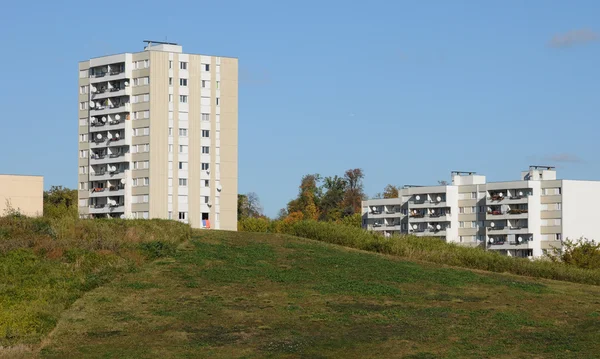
xmin=362 ymin=166 xmax=600 ymax=258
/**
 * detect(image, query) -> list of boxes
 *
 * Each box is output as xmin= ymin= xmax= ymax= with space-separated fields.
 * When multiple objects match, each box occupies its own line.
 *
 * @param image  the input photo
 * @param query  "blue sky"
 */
xmin=0 ymin=0 xmax=598 ymax=217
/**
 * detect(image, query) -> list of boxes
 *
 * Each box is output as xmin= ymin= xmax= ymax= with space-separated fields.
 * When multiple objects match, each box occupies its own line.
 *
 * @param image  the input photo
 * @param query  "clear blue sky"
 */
xmin=0 ymin=0 xmax=598 ymax=217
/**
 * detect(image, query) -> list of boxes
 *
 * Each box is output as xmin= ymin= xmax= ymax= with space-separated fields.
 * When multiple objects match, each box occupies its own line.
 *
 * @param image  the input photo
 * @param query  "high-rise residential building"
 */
xmin=77 ymin=41 xmax=238 ymax=230
xmin=362 ymin=166 xmax=600 ymax=258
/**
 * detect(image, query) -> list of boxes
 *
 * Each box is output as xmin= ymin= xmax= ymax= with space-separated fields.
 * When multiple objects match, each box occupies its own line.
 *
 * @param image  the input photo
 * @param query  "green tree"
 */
xmin=342 ymin=168 xmax=365 ymax=215
xmin=287 ymin=174 xmax=322 ymax=220
xmin=319 ymin=175 xmax=346 ymax=221
xmin=43 ymin=186 xmax=78 ymax=219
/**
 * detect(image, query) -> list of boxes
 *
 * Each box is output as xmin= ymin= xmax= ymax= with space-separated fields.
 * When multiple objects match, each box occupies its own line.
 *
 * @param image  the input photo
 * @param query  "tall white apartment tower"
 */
xmin=77 ymin=41 xmax=238 ymax=230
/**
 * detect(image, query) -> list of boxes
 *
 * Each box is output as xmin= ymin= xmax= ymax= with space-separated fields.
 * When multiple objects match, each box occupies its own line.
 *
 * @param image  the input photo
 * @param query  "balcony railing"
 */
xmin=109 ymin=119 xmax=122 ymax=125
xmin=109 ymin=185 xmax=125 ymax=191
xmin=489 ymin=210 xmax=503 ymax=216
xmin=508 ymin=209 xmax=528 ymax=214
xmin=109 ymin=153 xmax=124 ymax=158
xmin=91 ymin=154 xmax=106 ymax=160
xmin=91 ymin=187 xmax=105 ymax=193
xmin=92 ymin=171 xmax=106 ymax=176
xmin=409 ymin=214 xmax=425 ymax=218
xmin=91 ymin=122 xmax=106 ymax=127
xmin=109 ymin=70 xmax=124 ymax=76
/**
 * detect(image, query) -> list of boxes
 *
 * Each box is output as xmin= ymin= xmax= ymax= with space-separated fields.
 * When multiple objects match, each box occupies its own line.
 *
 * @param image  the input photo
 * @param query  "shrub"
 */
xmin=548 ymin=238 xmax=600 ymax=270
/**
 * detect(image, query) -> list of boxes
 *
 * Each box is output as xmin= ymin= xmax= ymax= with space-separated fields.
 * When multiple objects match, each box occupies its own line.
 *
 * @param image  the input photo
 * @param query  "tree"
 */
xmin=319 ymin=175 xmax=346 ymax=221
xmin=276 ymin=208 xmax=288 ymax=220
xmin=44 ymin=186 xmax=78 ymax=219
xmin=342 ymin=168 xmax=365 ymax=215
xmin=238 ymin=192 xmax=263 ymax=220
xmin=286 ymin=174 xmax=321 ymax=220
xmin=383 ymin=184 xmax=399 ymax=199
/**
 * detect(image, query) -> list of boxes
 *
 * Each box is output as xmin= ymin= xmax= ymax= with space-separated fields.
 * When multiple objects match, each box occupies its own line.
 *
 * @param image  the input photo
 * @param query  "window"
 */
xmin=202 ymin=130 xmax=210 ymax=138
xmin=169 ymin=94 xmax=173 ymax=103
xmin=202 ymin=113 xmax=210 ymax=121
xmin=79 ymin=118 xmax=88 ymax=126
xmin=80 ymin=102 xmax=88 ymax=110
xmin=557 ymin=203 xmax=562 ymax=210
xmin=133 ymin=161 xmax=149 ymax=169
xmin=203 ymin=64 xmax=210 ymax=71
xmin=168 ymin=211 xmax=173 ymax=220
xmin=79 ymin=199 xmax=87 ymax=207
xmin=180 ymin=62 xmax=188 ymax=70
xmin=204 ymin=196 xmax=210 ymax=204
xmin=133 ymin=127 xmax=149 ymax=136
xmin=471 ymin=192 xmax=477 ymax=199
xmin=132 ymin=94 xmax=150 ymax=103
xmin=179 ymin=212 xmax=187 ymax=220
xmin=133 ymin=77 xmax=149 ymax=86
xmin=202 ymin=163 xmax=209 ymax=171
xmin=168 ymin=144 xmax=173 ymax=153
xmin=168 ymin=127 xmax=173 ymax=136
xmin=178 ymin=178 xmax=188 ymax=186
xmin=180 ymin=78 xmax=188 ymax=86
xmin=169 ymin=77 xmax=173 ymax=86
xmin=479 ymin=206 xmax=485 ymax=213
xmin=79 ymin=70 xmax=88 ymax=78
xmin=216 ymin=97 xmax=220 ymax=106
xmin=79 ymin=150 xmax=88 ymax=158
xmin=79 ymin=134 xmax=88 ymax=142
xmin=471 ymin=206 xmax=476 ymax=213
xmin=202 ymin=146 xmax=210 ymax=154
xmin=134 ymin=111 xmax=150 ymax=120
xmin=132 ymin=144 xmax=150 ymax=153
xmin=216 ymin=81 xmax=220 ymax=89
xmin=541 ymin=204 xmax=548 ymax=211
xmin=179 ymin=145 xmax=188 ymax=153
xmin=144 ymin=59 xmax=149 ymax=68
xmin=459 ymin=221 xmax=465 ymax=228
xmin=79 ymin=166 xmax=87 ymax=174
xmin=179 ymin=128 xmax=188 ymax=136
xmin=80 ymin=85 xmax=88 ymax=94
xmin=202 ymin=80 xmax=209 ymax=88
xmin=178 ymin=162 xmax=188 ymax=170
xmin=459 ymin=207 xmax=464 ymax=214
xmin=169 ymin=60 xmax=173 ymax=69
xmin=79 ymin=182 xmax=87 ymax=190
xmin=180 ymin=95 xmax=188 ymax=103
xmin=556 ymin=234 xmax=562 ymax=241
xmin=471 ymin=221 xmax=477 ymax=228
xmin=204 ymin=180 xmax=209 ymax=187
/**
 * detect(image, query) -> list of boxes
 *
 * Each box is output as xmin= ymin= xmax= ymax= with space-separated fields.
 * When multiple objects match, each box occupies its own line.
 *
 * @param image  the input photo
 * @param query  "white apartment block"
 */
xmin=362 ymin=166 xmax=600 ymax=258
xmin=77 ymin=41 xmax=238 ymax=230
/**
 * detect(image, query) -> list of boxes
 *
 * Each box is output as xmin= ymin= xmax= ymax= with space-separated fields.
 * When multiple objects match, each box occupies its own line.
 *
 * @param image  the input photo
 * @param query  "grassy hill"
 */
xmin=29 ymin=230 xmax=600 ymax=359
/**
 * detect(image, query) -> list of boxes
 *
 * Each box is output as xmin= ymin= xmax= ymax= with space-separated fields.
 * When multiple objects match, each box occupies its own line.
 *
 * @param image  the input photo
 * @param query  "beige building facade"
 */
xmin=0 ymin=175 xmax=43 ymax=217
xmin=78 ymin=41 xmax=238 ymax=230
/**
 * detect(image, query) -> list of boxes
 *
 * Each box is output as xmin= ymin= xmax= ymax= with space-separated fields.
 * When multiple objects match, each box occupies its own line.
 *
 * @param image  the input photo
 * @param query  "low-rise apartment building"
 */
xmin=0 ymin=174 xmax=43 ymax=217
xmin=362 ymin=166 xmax=600 ymax=258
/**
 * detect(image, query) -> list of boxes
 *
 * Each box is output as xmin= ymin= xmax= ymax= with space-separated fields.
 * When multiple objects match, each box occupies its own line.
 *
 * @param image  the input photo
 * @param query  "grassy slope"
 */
xmin=39 ymin=231 xmax=600 ymax=359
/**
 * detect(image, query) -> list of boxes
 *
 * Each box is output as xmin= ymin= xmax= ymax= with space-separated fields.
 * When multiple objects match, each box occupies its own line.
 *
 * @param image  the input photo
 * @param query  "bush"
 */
xmin=549 ymin=238 xmax=600 ymax=270
xmin=239 ymin=219 xmax=600 ymax=286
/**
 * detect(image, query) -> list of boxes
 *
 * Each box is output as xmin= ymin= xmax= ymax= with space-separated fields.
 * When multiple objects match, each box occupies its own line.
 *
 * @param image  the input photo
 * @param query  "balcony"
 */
xmin=409 ymin=200 xmax=447 ymax=209
xmin=90 ymin=70 xmax=127 ymax=84
xmin=487 ymin=226 xmax=529 ymax=235
xmin=90 ymin=187 xmax=125 ymax=198
xmin=92 ymin=87 xmax=130 ymax=100
xmin=90 ymin=103 xmax=131 ymax=116
xmin=89 ymin=170 xmax=126 ymax=182
xmin=89 ymin=204 xmax=125 ymax=214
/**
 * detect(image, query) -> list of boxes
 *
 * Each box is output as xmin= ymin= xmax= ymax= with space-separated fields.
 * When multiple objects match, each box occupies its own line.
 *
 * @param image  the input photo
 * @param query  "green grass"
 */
xmin=37 ymin=231 xmax=600 ymax=358
xmin=0 ymin=217 xmax=190 ymax=348
xmin=240 ymin=219 xmax=600 ymax=285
